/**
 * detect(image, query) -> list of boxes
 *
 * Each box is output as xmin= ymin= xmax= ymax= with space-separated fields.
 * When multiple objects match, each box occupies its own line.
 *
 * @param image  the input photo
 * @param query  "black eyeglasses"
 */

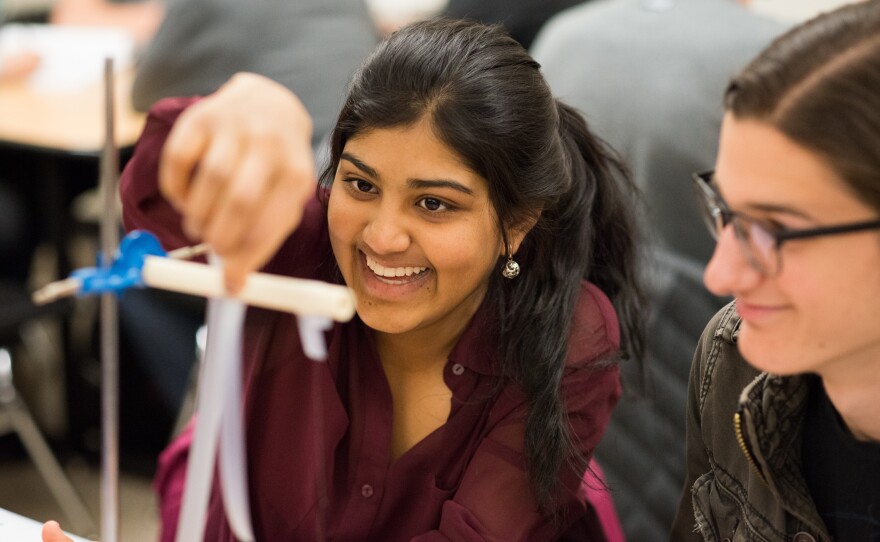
xmin=692 ymin=170 xmax=880 ymax=276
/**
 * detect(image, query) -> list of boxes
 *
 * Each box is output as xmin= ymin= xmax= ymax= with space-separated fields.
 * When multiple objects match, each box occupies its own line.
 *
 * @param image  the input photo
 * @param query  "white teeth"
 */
xmin=365 ymin=255 xmax=427 ymax=278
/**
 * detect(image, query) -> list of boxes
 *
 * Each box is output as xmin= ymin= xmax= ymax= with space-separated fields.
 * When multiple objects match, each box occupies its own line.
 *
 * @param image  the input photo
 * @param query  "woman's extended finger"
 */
xmin=221 ymin=175 xmax=313 ymax=292
xmin=181 ymin=130 xmax=243 ymax=240
xmin=159 ymin=105 xmax=212 ymax=210
xmin=201 ymin=138 xmax=275 ymax=256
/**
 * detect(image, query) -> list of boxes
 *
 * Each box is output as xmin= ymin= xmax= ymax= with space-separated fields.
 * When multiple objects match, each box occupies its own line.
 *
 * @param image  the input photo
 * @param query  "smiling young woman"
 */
xmin=42 ymin=18 xmax=646 ymax=542
xmin=672 ymin=3 xmax=880 ymax=541
xmin=327 ymin=121 xmax=507 ymax=461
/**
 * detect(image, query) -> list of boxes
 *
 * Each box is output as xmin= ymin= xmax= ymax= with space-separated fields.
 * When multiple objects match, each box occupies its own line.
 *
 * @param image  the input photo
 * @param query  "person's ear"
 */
xmin=500 ymin=210 xmax=541 ymax=257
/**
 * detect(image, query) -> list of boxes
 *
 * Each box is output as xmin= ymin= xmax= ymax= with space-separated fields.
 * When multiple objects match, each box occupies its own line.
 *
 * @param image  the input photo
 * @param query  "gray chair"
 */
xmin=593 ymin=248 xmax=727 ymax=541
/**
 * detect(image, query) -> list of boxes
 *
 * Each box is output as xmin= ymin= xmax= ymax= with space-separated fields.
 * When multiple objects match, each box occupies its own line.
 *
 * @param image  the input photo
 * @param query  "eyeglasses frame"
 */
xmin=692 ymin=170 xmax=880 ymax=275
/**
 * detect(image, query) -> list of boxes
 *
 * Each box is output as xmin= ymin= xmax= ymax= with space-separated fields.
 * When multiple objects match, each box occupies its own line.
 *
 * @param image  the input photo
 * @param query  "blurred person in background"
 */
xmin=532 ymin=0 xmax=786 ymax=264
xmin=443 ymin=0 xmax=590 ymax=49
xmin=50 ymin=0 xmax=377 ymax=149
xmin=365 ymin=0 xmax=590 ymax=49
xmin=364 ymin=0 xmax=447 ymax=37
xmin=129 ymin=0 xmax=377 ymax=149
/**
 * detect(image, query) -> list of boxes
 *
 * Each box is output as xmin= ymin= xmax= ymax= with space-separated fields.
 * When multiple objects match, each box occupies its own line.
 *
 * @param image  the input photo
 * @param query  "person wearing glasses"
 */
xmin=670 ymin=2 xmax=880 ymax=541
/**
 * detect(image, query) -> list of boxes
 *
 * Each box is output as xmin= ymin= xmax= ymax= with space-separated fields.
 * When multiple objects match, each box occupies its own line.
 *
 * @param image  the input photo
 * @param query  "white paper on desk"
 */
xmin=0 ymin=24 xmax=134 ymax=93
xmin=0 ymin=507 xmax=91 ymax=542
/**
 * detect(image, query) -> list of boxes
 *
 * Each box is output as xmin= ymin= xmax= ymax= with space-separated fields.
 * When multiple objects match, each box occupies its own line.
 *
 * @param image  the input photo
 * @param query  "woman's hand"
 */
xmin=0 ymin=51 xmax=41 ymax=83
xmin=159 ymin=72 xmax=317 ymax=291
xmin=41 ymin=521 xmax=75 ymax=542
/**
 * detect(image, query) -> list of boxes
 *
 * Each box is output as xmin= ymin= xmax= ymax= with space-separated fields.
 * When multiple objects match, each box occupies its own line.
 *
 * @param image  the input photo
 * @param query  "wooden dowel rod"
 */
xmin=141 ymin=256 xmax=356 ymax=322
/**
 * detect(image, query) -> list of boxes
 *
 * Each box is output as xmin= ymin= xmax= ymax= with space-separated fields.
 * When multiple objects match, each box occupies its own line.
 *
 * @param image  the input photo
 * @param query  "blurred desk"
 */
xmin=0 ymin=67 xmax=145 ymax=152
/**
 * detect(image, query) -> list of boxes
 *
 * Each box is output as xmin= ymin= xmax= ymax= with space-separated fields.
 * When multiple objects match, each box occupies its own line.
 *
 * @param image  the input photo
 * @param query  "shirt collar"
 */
xmin=448 ymin=301 xmax=502 ymax=376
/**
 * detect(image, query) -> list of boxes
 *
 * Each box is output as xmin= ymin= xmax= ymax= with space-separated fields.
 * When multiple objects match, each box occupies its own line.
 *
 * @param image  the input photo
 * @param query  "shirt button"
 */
xmin=451 ymin=363 xmax=465 ymax=376
xmin=793 ymin=533 xmax=816 ymax=542
xmin=360 ymin=484 xmax=374 ymax=498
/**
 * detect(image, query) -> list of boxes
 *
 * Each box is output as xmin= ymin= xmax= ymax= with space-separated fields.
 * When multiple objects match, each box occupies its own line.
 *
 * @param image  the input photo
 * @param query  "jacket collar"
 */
xmin=738 ymin=370 xmax=830 ymax=539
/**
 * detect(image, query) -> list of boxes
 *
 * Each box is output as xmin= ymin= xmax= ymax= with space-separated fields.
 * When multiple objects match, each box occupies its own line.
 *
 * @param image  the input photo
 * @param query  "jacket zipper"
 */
xmin=733 ymin=407 xmax=768 ymax=486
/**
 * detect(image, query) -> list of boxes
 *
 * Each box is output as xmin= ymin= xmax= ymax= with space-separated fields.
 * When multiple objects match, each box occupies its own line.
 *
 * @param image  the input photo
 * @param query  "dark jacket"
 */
xmin=670 ymin=302 xmax=831 ymax=542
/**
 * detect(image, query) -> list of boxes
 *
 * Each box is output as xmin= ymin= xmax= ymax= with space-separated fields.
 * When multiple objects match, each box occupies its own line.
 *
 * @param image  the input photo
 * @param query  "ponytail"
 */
xmin=556 ymin=101 xmax=646 ymax=367
xmin=491 ymin=100 xmax=646 ymax=514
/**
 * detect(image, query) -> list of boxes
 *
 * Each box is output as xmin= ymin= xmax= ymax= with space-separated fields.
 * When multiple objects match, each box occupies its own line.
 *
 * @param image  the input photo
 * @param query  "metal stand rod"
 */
xmin=99 ymin=57 xmax=120 ymax=542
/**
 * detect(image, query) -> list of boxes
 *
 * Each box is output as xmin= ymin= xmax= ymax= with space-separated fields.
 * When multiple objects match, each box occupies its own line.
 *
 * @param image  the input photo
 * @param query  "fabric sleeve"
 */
xmin=413 ymin=360 xmax=621 ymax=542
xmin=669 ymin=314 xmax=718 ymax=542
xmin=120 ymin=96 xmax=202 ymax=250
xmin=153 ymin=418 xmax=195 ymax=542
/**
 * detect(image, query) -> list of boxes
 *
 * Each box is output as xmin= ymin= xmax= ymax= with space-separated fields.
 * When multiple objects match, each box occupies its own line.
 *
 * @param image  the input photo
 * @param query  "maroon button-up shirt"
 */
xmin=122 ymin=98 xmax=622 ymax=541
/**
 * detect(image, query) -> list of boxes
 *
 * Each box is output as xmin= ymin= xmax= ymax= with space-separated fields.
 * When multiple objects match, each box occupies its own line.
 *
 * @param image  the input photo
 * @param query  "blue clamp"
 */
xmin=72 ymin=230 xmax=167 ymax=296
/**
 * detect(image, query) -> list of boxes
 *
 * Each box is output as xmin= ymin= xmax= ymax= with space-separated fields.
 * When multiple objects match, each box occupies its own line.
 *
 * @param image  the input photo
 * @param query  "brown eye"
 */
xmin=418 ymin=197 xmax=447 ymax=212
xmin=355 ymin=179 xmax=375 ymax=193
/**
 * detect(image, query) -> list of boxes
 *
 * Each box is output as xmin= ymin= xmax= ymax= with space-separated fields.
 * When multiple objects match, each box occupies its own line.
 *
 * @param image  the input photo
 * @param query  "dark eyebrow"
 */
xmin=409 ymin=178 xmax=475 ymax=196
xmin=340 ymin=152 xmax=380 ymax=180
xmin=340 ymin=151 xmax=476 ymax=196
xmin=743 ymin=203 xmax=815 ymax=221
xmin=713 ymin=173 xmax=814 ymax=221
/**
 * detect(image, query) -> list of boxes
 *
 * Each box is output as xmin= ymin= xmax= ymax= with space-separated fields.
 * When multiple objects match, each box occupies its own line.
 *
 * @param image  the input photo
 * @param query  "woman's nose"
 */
xmin=703 ymin=224 xmax=762 ymax=297
xmin=362 ymin=207 xmax=411 ymax=255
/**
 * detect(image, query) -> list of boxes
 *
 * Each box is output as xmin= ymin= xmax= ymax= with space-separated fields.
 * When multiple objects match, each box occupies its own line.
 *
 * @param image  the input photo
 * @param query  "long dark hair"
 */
xmin=725 ymin=0 xmax=880 ymax=212
xmin=319 ymin=18 xmax=646 ymax=514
